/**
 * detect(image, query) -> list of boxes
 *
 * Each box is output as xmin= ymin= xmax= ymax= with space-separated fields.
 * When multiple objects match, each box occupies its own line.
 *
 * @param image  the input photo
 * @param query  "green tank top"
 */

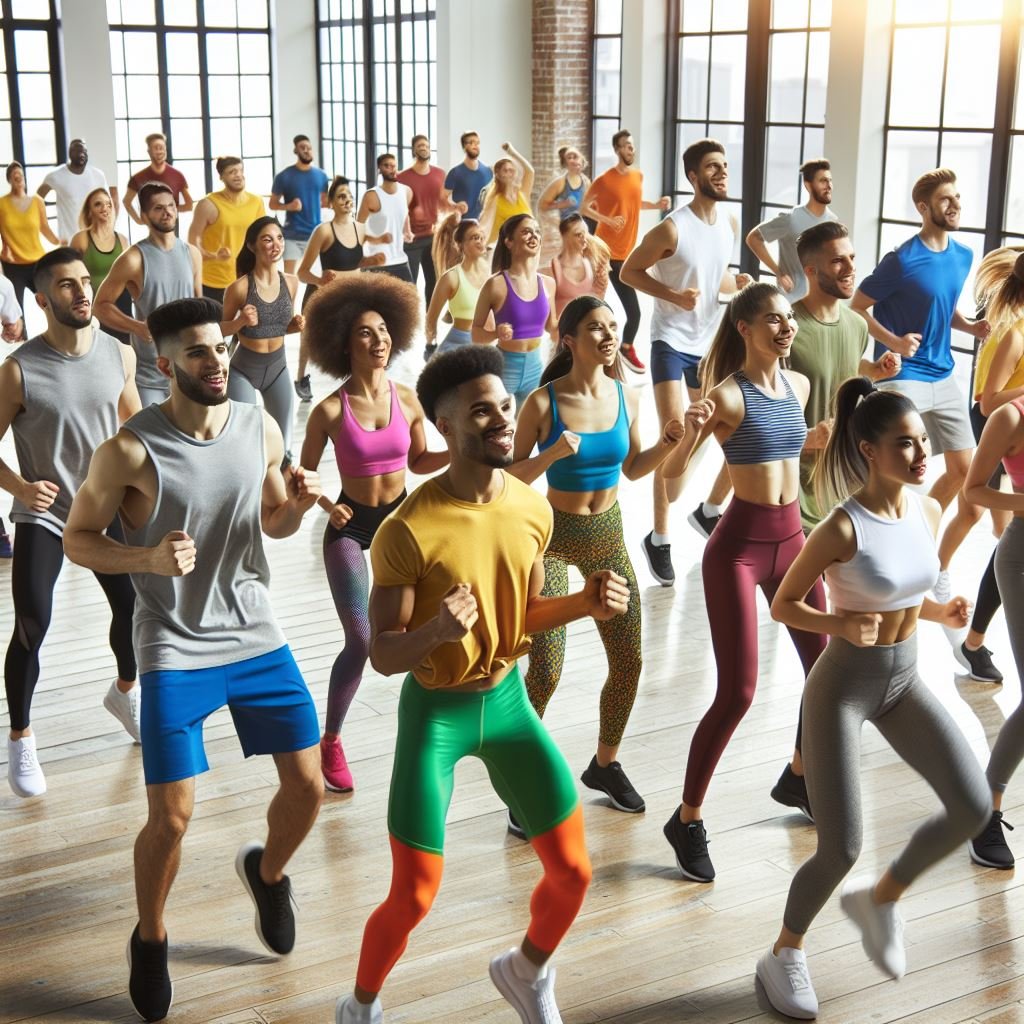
xmin=82 ymin=231 xmax=124 ymax=293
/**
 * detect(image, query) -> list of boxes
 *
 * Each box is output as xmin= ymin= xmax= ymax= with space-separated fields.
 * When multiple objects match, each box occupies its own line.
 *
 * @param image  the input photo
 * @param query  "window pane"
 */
xmin=712 ymin=0 xmax=748 ymax=32
xmin=166 ymin=32 xmax=199 ymax=74
xmin=894 ymin=0 xmax=943 ymax=23
xmin=207 ymin=76 xmax=241 ymax=116
xmin=21 ymin=118 xmax=55 ymax=165
xmin=938 ymin=131 xmax=991 ymax=229
xmin=942 ymin=24 xmax=1000 ymax=129
xmin=168 ymin=75 xmax=202 ymax=117
xmin=772 ymin=0 xmax=810 ymax=30
xmin=126 ymin=75 xmax=161 ymax=118
xmin=883 ymin=130 xmax=939 ymax=220
xmin=239 ymin=75 xmax=271 ymax=116
xmin=164 ymin=0 xmax=197 ymax=26
xmin=12 ymin=0 xmax=52 ymax=16
xmin=593 ymin=37 xmax=620 ymax=117
xmin=809 ymin=0 xmax=831 ymax=28
xmin=237 ymin=3 xmax=269 ymax=28
xmin=124 ymin=32 xmax=158 ymax=74
xmin=888 ymin=27 xmax=944 ymax=125
xmin=18 ymin=74 xmax=52 ymax=117
xmin=0 ymin=84 xmax=9 ymax=119
xmin=169 ymin=118 xmax=204 ymax=158
xmin=204 ymin=0 xmax=238 ymax=28
xmin=14 ymin=30 xmax=50 ymax=72
xmin=209 ymin=117 xmax=241 ymax=156
xmin=949 ymin=0 xmax=1003 ymax=19
xmin=1007 ymin=136 xmax=1024 ymax=237
xmin=241 ymin=118 xmax=272 ymax=157
xmin=238 ymin=33 xmax=269 ymax=74
xmin=110 ymin=33 xmax=126 ymax=75
xmin=768 ymin=32 xmax=807 ymax=123
xmin=207 ymin=33 xmax=240 ymax=75
xmin=764 ymin=124 xmax=802 ymax=205
xmin=595 ymin=0 xmax=622 ymax=35
xmin=707 ymin=33 xmax=746 ymax=122
xmin=802 ymin=125 xmax=825 ymax=164
xmin=679 ymin=36 xmax=710 ymax=119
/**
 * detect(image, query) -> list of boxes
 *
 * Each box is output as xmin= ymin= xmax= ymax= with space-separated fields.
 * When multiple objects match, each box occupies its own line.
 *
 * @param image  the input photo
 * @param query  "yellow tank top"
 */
xmin=0 ymin=194 xmax=45 ymax=263
xmin=200 ymin=190 xmax=266 ymax=288
xmin=973 ymin=319 xmax=1024 ymax=400
xmin=488 ymin=190 xmax=533 ymax=244
xmin=448 ymin=264 xmax=481 ymax=321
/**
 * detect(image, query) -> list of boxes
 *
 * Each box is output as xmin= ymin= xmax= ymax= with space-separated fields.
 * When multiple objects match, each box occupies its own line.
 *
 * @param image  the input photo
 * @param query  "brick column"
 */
xmin=532 ymin=0 xmax=593 ymax=260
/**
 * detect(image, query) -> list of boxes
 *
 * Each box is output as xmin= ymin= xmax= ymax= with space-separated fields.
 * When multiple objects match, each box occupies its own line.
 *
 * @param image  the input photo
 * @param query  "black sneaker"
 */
xmin=294 ymin=375 xmax=313 ymax=402
xmin=424 ymin=342 xmax=437 ymax=362
xmin=969 ymin=810 xmax=1015 ymax=869
xmin=770 ymin=763 xmax=814 ymax=822
xmin=663 ymin=808 xmax=715 ymax=882
xmin=580 ymin=756 xmax=646 ymax=812
xmin=642 ymin=531 xmax=675 ymax=587
xmin=506 ymin=808 xmax=526 ymax=840
xmin=235 ymin=841 xmax=297 ymax=954
xmin=955 ymin=643 xmax=1004 ymax=683
xmin=687 ymin=504 xmax=722 ymax=540
xmin=127 ymin=924 xmax=173 ymax=1022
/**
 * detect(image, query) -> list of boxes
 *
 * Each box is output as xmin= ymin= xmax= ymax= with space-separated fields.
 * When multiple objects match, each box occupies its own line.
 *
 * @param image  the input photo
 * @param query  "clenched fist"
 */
xmin=437 ymin=582 xmax=478 ymax=641
xmin=673 ymin=288 xmax=700 ymax=311
xmin=583 ymin=569 xmax=630 ymax=621
xmin=496 ymin=323 xmax=515 ymax=344
xmin=684 ymin=398 xmax=715 ymax=435
xmin=661 ymin=418 xmax=685 ymax=445
xmin=151 ymin=530 xmax=196 ymax=577
xmin=239 ymin=304 xmax=259 ymax=328
xmin=285 ymin=465 xmax=322 ymax=512
xmin=841 ymin=612 xmax=882 ymax=647
xmin=328 ymin=502 xmax=353 ymax=530
xmin=20 ymin=479 xmax=58 ymax=513
xmin=553 ymin=430 xmax=581 ymax=459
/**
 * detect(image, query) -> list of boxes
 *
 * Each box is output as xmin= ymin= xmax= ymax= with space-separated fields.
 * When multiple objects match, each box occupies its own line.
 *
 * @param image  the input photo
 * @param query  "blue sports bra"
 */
xmin=721 ymin=371 xmax=807 ymax=465
xmin=539 ymin=379 xmax=630 ymax=491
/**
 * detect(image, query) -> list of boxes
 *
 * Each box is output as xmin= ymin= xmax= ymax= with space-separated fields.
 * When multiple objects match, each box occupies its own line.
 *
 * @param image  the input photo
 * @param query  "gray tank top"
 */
xmin=132 ymin=237 xmax=196 ymax=392
xmin=240 ymin=272 xmax=294 ymax=339
xmin=9 ymin=329 xmax=126 ymax=537
xmin=122 ymin=401 xmax=285 ymax=674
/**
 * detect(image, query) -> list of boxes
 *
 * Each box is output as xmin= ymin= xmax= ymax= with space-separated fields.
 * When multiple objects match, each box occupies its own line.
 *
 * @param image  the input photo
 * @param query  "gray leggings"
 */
xmin=783 ymin=633 xmax=990 ymax=936
xmin=227 ymin=344 xmax=294 ymax=454
xmin=990 ymin=517 xmax=1024 ymax=792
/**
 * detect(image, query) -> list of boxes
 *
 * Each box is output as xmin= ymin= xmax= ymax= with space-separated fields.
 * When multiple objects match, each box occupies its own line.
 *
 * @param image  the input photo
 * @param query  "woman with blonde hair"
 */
xmin=424 ymin=216 xmax=489 ymax=358
xmin=550 ymin=212 xmax=610 ymax=317
xmin=71 ymin=187 xmax=131 ymax=341
xmin=478 ymin=142 xmax=535 ymax=244
xmin=538 ymin=145 xmax=591 ymax=221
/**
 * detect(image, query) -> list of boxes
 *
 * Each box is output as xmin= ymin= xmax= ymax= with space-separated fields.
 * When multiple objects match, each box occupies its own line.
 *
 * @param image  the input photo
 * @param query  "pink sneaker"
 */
xmin=321 ymin=736 xmax=354 ymax=792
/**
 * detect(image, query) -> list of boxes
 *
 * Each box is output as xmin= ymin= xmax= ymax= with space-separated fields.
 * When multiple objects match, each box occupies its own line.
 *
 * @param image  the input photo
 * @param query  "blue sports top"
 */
xmin=556 ymin=176 xmax=587 ymax=220
xmin=721 ymin=371 xmax=807 ymax=465
xmin=539 ymin=379 xmax=630 ymax=491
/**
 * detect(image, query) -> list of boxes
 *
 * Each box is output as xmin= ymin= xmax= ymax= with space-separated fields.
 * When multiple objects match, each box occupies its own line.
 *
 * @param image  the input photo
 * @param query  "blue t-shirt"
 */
xmin=861 ymin=234 xmax=973 ymax=382
xmin=270 ymin=165 xmax=330 ymax=240
xmin=444 ymin=161 xmax=492 ymax=221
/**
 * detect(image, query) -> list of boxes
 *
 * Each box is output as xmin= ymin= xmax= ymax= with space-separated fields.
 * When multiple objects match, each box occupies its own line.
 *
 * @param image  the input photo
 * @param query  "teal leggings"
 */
xmin=388 ymin=666 xmax=579 ymax=854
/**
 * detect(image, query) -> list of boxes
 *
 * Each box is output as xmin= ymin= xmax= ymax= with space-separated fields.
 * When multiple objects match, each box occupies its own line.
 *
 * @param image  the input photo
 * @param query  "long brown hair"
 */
xmin=432 ymin=214 xmax=480 ymax=276
xmin=541 ymin=295 xmax=624 ymax=386
xmin=700 ymin=281 xmax=782 ymax=395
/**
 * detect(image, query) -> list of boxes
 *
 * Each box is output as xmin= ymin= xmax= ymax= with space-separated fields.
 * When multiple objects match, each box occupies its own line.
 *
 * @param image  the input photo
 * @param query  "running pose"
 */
xmin=424 ymin=215 xmax=489 ymax=358
xmin=550 ymin=213 xmax=610 ymax=318
xmin=538 ymin=145 xmax=591 ymax=222
xmin=300 ymin=273 xmax=448 ymax=792
xmin=335 ymin=345 xmax=628 ymax=1024
xmin=757 ymin=377 xmax=990 ymax=1018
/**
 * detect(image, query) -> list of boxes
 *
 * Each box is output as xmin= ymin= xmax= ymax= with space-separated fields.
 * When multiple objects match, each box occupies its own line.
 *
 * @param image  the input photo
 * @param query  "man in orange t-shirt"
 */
xmin=583 ymin=129 xmax=670 ymax=372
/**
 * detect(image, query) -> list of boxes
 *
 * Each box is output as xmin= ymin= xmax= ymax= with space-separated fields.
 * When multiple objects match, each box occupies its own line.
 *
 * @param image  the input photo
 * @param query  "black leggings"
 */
xmin=969 ymin=401 xmax=1002 ymax=635
xmin=404 ymin=235 xmax=437 ymax=302
xmin=608 ymin=260 xmax=641 ymax=349
xmin=5 ymin=521 xmax=137 ymax=730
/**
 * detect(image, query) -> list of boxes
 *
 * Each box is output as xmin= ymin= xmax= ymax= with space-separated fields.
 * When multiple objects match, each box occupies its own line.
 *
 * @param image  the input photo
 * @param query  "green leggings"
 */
xmin=388 ymin=666 xmax=579 ymax=855
xmin=526 ymin=502 xmax=642 ymax=747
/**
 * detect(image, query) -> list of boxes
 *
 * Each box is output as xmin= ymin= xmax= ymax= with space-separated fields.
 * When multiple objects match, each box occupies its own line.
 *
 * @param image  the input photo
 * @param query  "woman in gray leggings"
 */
xmin=223 ymin=216 xmax=302 ymax=458
xmin=756 ymin=376 xmax=991 ymax=1020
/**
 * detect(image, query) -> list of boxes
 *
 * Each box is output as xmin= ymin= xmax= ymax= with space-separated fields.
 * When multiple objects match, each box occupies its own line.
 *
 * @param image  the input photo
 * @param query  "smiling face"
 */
xmin=7 ymin=165 xmax=24 ymax=190
xmin=88 ymin=190 xmax=113 ymax=224
xmin=249 ymin=222 xmax=284 ymax=265
xmin=737 ymin=293 xmax=798 ymax=361
xmin=147 ymin=137 xmax=168 ymax=165
xmin=692 ymin=150 xmax=728 ymax=201
xmin=459 ymin=223 xmax=488 ymax=258
xmin=163 ymin=324 xmax=231 ymax=405
xmin=810 ymin=236 xmax=856 ymax=300
xmin=922 ymin=181 xmax=961 ymax=232
xmin=506 ymin=217 xmax=541 ymax=259
xmin=565 ymin=303 xmax=619 ymax=370
xmin=219 ymin=161 xmax=245 ymax=192
xmin=564 ymin=219 xmax=590 ymax=253
xmin=563 ymin=148 xmax=584 ymax=174
xmin=495 ymin=160 xmax=517 ymax=186
xmin=37 ymin=261 xmax=92 ymax=328
xmin=348 ymin=310 xmax=392 ymax=372
xmin=413 ymin=137 xmax=431 ymax=161
xmin=861 ymin=410 xmax=930 ymax=486
xmin=437 ymin=373 xmax=516 ymax=468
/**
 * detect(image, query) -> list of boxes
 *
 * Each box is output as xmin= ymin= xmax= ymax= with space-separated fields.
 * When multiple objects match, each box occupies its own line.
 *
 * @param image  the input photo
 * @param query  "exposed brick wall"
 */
xmin=532 ymin=0 xmax=593 ymax=261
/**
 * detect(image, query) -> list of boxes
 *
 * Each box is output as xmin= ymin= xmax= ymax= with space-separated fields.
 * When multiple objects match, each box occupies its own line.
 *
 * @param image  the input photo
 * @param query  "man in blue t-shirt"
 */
xmin=270 ymin=135 xmax=330 ymax=273
xmin=442 ymin=130 xmax=492 ymax=222
xmin=852 ymin=167 xmax=991 ymax=612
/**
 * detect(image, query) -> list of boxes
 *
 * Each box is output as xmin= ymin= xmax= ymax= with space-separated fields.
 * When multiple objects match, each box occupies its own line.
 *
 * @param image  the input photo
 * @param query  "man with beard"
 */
xmin=852 ymin=168 xmax=991 ymax=631
xmin=64 ymin=296 xmax=324 ymax=1023
xmin=397 ymin=134 xmax=446 ymax=302
xmin=38 ymin=139 xmax=117 ymax=244
xmin=0 ymin=247 xmax=141 ymax=799
xmin=746 ymin=158 xmax=837 ymax=302
xmin=356 ymin=153 xmax=414 ymax=282
xmin=123 ymin=132 xmax=193 ymax=225
xmin=270 ymin=134 xmax=330 ymax=274
xmin=95 ymin=183 xmax=207 ymax=406
xmin=335 ymin=345 xmax=629 ymax=1024
xmin=620 ymin=139 xmax=747 ymax=585
xmin=583 ymin=129 xmax=671 ymax=373
xmin=442 ymin=130 xmax=492 ymax=222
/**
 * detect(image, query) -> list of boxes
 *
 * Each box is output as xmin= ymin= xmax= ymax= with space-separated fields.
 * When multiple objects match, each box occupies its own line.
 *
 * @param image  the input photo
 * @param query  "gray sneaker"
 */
xmin=294 ymin=375 xmax=313 ymax=402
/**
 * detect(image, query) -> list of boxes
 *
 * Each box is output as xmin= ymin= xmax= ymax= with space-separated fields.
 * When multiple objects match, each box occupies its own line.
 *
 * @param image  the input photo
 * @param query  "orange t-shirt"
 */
xmin=588 ymin=167 xmax=643 ymax=261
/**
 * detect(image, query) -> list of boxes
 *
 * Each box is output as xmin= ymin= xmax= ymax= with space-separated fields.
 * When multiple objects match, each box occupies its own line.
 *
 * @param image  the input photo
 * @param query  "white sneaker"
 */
xmin=8 ymin=734 xmax=46 ymax=798
xmin=335 ymin=994 xmax=383 ymax=1024
xmin=103 ymin=681 xmax=141 ymax=744
xmin=840 ymin=878 xmax=906 ymax=979
xmin=489 ymin=947 xmax=562 ymax=1024
xmin=756 ymin=945 xmax=818 ymax=1019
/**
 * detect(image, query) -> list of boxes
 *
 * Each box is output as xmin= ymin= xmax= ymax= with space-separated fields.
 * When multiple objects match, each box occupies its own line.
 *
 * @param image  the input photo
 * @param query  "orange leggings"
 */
xmin=355 ymin=805 xmax=591 ymax=994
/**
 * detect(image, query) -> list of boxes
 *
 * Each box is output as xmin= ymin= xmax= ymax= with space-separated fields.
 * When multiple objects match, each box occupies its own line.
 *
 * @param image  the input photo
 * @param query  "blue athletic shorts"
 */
xmin=650 ymin=339 xmax=701 ymax=389
xmin=140 ymin=644 xmax=320 ymax=785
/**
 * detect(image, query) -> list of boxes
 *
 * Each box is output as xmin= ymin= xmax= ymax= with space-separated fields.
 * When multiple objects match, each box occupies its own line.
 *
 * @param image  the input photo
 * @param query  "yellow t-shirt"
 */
xmin=488 ymin=190 xmax=533 ymax=244
xmin=200 ymin=190 xmax=267 ymax=289
xmin=973 ymin=319 xmax=1024 ymax=400
xmin=370 ymin=473 xmax=553 ymax=688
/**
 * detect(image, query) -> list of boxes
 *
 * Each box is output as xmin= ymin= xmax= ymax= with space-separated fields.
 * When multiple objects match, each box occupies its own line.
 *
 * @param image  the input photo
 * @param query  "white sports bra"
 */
xmin=825 ymin=493 xmax=939 ymax=613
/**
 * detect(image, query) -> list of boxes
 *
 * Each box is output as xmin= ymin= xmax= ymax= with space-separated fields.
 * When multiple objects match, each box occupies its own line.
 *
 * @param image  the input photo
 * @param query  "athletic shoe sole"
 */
xmin=769 ymin=782 xmax=815 ymax=823
xmin=967 ymin=838 xmax=1015 ymax=869
xmin=322 ymin=775 xmax=354 ymax=794
xmin=234 ymin=841 xmax=298 ymax=955
xmin=506 ymin=810 xmax=527 ymax=840
xmin=953 ymin=645 xmax=1003 ymax=683
xmin=686 ymin=511 xmax=712 ymax=540
xmin=754 ymin=962 xmax=818 ymax=1020
xmin=126 ymin=936 xmax=173 ymax=1023
xmin=103 ymin=688 xmax=142 ymax=744
xmin=641 ymin=543 xmax=675 ymax=587
xmin=580 ymin=772 xmax=646 ymax=813
xmin=662 ymin=822 xmax=715 ymax=883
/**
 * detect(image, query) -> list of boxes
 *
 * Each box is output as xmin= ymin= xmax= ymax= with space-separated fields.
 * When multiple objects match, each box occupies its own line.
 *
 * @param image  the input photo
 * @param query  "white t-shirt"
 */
xmin=757 ymin=204 xmax=838 ymax=302
xmin=41 ymin=163 xmax=108 ymax=241
xmin=0 ymin=274 xmax=21 ymax=324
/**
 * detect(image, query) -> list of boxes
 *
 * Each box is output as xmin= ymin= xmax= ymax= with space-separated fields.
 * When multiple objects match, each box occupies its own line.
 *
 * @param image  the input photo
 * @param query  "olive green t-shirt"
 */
xmin=788 ymin=302 xmax=869 ymax=530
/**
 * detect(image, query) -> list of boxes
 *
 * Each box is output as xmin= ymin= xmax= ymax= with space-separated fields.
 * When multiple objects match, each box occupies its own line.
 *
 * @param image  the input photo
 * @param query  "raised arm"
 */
xmin=502 ymin=143 xmax=534 ymax=198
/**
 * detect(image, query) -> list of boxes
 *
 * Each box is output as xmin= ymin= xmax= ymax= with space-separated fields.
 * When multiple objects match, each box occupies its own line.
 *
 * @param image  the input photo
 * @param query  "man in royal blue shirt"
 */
xmin=441 ymin=131 xmax=492 ymax=222
xmin=852 ymin=167 xmax=991 ymax=622
xmin=270 ymin=135 xmax=330 ymax=274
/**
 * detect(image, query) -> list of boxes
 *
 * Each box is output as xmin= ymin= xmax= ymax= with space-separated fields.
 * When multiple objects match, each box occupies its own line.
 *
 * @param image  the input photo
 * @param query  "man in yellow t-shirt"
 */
xmin=335 ymin=345 xmax=629 ymax=1024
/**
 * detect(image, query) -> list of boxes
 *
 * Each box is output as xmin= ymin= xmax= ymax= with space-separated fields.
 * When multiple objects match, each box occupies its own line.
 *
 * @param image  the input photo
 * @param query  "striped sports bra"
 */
xmin=335 ymin=381 xmax=412 ymax=478
xmin=498 ymin=271 xmax=549 ymax=340
xmin=448 ymin=264 xmax=480 ymax=321
xmin=721 ymin=371 xmax=807 ymax=465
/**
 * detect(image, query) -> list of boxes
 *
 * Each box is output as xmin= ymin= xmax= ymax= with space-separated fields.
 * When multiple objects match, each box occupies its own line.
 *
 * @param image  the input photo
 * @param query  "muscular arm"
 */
xmin=619 ymin=219 xmax=681 ymax=302
xmin=117 ymin=344 xmax=142 ymax=421
xmin=260 ymin=411 xmax=321 ymax=537
xmin=187 ymin=198 xmax=219 ymax=258
xmin=851 ymin=289 xmax=902 ymax=350
xmin=368 ymin=581 xmax=449 ymax=676
xmin=745 ymin=227 xmax=783 ymax=279
xmin=355 ymin=191 xmax=379 ymax=225
xmin=95 ymin=248 xmax=149 ymax=338
xmin=0 ymin=359 xmax=30 ymax=504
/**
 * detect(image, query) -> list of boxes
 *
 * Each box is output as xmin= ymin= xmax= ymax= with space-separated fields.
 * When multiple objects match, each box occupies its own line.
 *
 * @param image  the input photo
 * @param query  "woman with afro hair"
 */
xmin=299 ymin=271 xmax=448 ymax=791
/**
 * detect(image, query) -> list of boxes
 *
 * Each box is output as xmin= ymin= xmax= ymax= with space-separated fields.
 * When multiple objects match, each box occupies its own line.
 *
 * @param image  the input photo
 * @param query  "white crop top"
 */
xmin=824 ymin=493 xmax=939 ymax=613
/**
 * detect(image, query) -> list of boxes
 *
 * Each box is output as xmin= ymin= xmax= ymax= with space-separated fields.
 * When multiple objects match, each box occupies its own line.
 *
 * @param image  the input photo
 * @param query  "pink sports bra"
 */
xmin=1002 ymin=397 xmax=1024 ymax=489
xmin=335 ymin=381 xmax=411 ymax=478
xmin=551 ymin=256 xmax=595 ymax=317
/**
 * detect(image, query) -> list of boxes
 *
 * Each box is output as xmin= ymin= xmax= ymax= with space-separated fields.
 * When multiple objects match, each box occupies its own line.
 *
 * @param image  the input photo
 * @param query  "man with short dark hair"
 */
xmin=123 ymin=132 xmax=193 ymax=225
xmin=397 ymin=134 xmax=446 ymax=301
xmin=442 ymin=131 xmax=492 ymax=222
xmin=0 ymin=246 xmax=141 ymax=799
xmin=356 ymin=153 xmax=414 ymax=282
xmin=37 ymin=139 xmax=116 ymax=244
xmin=270 ymin=134 xmax=330 ymax=274
xmin=64 ymin=295 xmax=324 ymax=1024
xmin=746 ymin=158 xmax=837 ymax=301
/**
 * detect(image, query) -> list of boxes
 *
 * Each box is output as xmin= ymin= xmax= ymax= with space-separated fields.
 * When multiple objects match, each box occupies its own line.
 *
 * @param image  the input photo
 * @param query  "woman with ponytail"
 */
xmin=757 ymin=376 xmax=989 ymax=1018
xmin=538 ymin=145 xmax=591 ymax=221
xmin=550 ymin=213 xmax=610 ymax=318
xmin=222 ymin=215 xmax=303 ymax=455
xmin=660 ymin=282 xmax=825 ymax=883
xmin=506 ymin=296 xmax=684 ymax=827
xmin=423 ymin=216 xmax=489 ymax=358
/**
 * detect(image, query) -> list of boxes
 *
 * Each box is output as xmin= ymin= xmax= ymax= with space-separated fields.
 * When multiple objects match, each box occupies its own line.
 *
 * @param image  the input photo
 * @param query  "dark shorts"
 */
xmin=323 ymin=490 xmax=406 ymax=551
xmin=140 ymin=644 xmax=319 ymax=785
xmin=650 ymin=339 xmax=701 ymax=389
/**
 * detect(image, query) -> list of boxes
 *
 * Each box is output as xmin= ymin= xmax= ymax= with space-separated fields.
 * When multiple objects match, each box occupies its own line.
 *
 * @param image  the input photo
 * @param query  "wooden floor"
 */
xmin=2 ymin=332 xmax=1023 ymax=1024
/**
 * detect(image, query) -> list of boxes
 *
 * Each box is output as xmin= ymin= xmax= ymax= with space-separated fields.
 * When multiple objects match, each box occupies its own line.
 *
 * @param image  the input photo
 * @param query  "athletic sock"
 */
xmin=650 ymin=531 xmax=670 ymax=547
xmin=510 ymin=946 xmax=548 ymax=983
xmin=702 ymin=502 xmax=722 ymax=518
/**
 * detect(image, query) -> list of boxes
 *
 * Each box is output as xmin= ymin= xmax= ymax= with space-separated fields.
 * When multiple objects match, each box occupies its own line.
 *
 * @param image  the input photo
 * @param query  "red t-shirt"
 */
xmin=127 ymin=164 xmax=190 ymax=204
xmin=588 ymin=167 xmax=643 ymax=261
xmin=397 ymin=165 xmax=445 ymax=238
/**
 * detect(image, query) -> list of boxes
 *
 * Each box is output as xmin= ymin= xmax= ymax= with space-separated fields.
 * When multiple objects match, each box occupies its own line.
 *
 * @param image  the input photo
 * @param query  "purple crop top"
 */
xmin=498 ymin=271 xmax=550 ymax=340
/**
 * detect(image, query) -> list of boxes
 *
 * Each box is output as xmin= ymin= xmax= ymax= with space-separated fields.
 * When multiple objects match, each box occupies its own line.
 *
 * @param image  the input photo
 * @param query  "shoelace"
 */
xmin=532 ymin=973 xmax=559 ymax=1016
xmin=268 ymin=877 xmax=296 ymax=923
xmin=16 ymin=746 xmax=39 ymax=772
xmin=991 ymin=812 xmax=1014 ymax=836
xmin=686 ymin=822 xmax=710 ymax=854
xmin=135 ymin=939 xmax=169 ymax=988
xmin=782 ymin=960 xmax=811 ymax=992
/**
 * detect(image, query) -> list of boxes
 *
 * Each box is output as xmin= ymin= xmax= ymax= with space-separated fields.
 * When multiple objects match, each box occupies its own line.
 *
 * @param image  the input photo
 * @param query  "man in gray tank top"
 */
xmin=64 ymin=296 xmax=324 ymax=1024
xmin=0 ymin=247 xmax=142 ymax=800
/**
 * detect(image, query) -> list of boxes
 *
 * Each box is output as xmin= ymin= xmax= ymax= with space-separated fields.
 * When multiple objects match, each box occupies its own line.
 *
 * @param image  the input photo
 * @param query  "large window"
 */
xmin=591 ymin=0 xmax=622 ymax=175
xmin=107 ymin=0 xmax=275 ymax=216
xmin=317 ymin=0 xmax=437 ymax=196
xmin=0 ymin=0 xmax=64 ymax=190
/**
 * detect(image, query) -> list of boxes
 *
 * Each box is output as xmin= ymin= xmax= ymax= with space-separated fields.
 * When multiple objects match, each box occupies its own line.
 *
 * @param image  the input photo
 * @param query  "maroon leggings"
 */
xmin=683 ymin=498 xmax=826 ymax=808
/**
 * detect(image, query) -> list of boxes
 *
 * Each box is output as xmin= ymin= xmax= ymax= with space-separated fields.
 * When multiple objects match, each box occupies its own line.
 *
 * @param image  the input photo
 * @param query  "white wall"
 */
xmin=272 ymin=0 xmax=319 ymax=167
